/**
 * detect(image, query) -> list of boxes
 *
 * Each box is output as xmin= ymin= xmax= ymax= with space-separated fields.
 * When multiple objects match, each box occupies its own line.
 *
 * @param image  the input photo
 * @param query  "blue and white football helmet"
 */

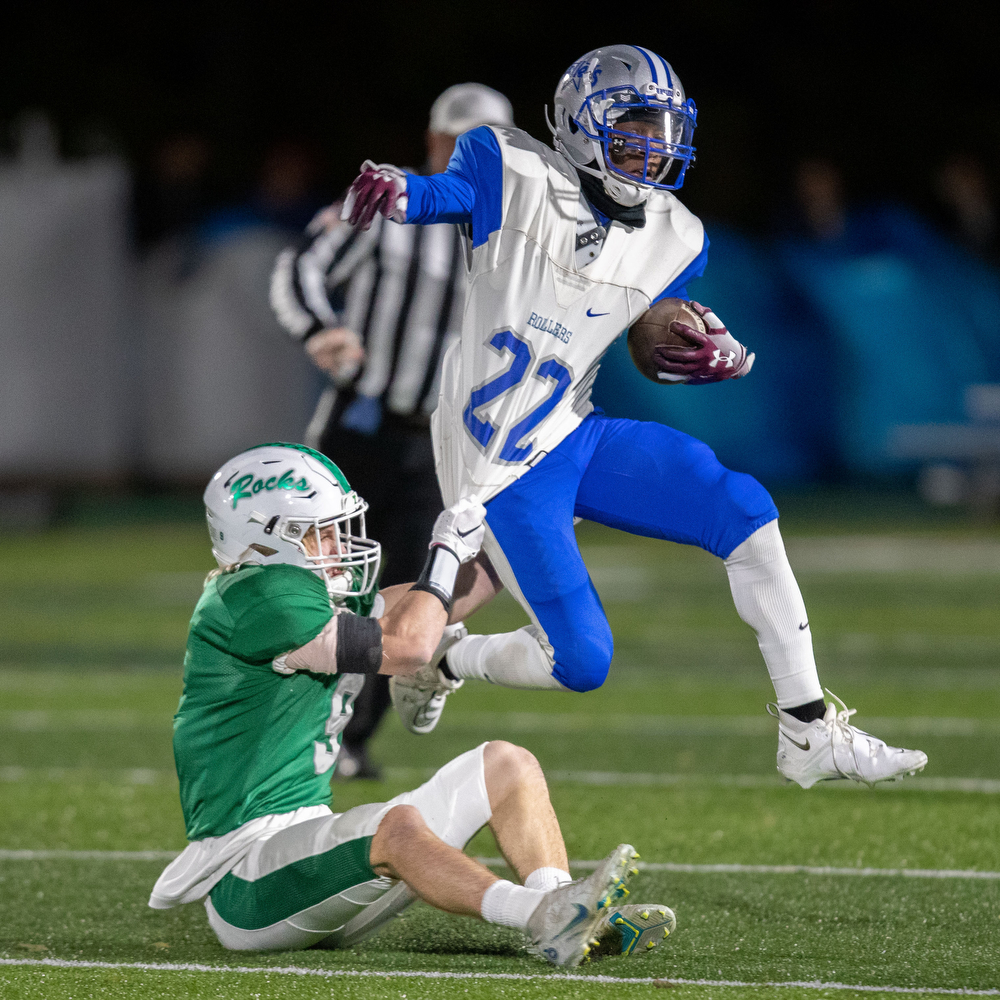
xmin=550 ymin=44 xmax=697 ymax=207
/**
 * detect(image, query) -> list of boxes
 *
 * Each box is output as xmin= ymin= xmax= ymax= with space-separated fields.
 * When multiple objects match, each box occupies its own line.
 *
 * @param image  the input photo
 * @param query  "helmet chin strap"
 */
xmin=602 ymin=176 xmax=649 ymax=208
xmin=544 ymin=104 xmax=558 ymax=137
xmin=576 ymin=168 xmax=648 ymax=227
xmin=549 ymin=104 xmax=651 ymax=215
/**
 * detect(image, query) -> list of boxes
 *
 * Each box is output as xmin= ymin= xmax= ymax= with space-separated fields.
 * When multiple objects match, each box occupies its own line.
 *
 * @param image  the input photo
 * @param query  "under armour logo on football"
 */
xmin=708 ymin=349 xmax=737 ymax=369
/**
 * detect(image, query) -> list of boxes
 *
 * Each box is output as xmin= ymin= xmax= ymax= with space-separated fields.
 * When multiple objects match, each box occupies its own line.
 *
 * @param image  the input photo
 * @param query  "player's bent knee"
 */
xmin=552 ymin=637 xmax=612 ymax=693
xmin=371 ymin=804 xmax=427 ymax=871
xmin=483 ymin=741 xmax=542 ymax=785
xmin=543 ymin=610 xmax=613 ymax=694
xmin=378 ymin=803 xmax=425 ymax=838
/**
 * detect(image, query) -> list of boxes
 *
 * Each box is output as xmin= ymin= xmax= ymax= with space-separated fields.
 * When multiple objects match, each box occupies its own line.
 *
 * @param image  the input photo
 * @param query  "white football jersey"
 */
xmin=431 ymin=126 xmax=705 ymax=505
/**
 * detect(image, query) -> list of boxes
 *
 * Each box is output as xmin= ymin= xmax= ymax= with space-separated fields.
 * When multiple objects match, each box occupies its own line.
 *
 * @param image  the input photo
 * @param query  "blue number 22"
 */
xmin=462 ymin=330 xmax=572 ymax=464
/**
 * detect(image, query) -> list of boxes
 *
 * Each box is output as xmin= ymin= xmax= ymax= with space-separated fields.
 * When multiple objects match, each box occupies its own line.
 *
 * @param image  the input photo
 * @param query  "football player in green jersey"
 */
xmin=148 ymin=443 xmax=672 ymax=966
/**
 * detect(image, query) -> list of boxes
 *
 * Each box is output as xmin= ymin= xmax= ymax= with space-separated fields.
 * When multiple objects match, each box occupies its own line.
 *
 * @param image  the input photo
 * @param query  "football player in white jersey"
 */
xmin=342 ymin=46 xmax=927 ymax=790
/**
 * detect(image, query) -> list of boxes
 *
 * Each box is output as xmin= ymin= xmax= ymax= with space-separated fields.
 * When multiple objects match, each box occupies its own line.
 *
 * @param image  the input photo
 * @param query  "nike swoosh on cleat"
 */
xmin=586 ymin=308 xmax=610 ymax=317
xmin=782 ymin=731 xmax=810 ymax=751
xmin=798 ymin=622 xmax=809 ymax=630
xmin=553 ymin=903 xmax=591 ymax=940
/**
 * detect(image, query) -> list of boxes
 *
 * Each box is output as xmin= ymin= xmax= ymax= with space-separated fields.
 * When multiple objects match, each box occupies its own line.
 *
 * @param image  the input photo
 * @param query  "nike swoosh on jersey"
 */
xmin=586 ymin=308 xmax=610 ymax=317
xmin=798 ymin=622 xmax=809 ymax=630
xmin=782 ymin=731 xmax=811 ymax=752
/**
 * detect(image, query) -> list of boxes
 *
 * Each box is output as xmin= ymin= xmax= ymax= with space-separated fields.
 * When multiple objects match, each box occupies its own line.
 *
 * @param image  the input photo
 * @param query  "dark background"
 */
xmin=4 ymin=0 xmax=998 ymax=231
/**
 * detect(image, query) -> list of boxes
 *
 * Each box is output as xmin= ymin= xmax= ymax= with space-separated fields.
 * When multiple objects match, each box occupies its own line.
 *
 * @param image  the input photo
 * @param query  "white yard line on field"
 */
xmin=388 ymin=767 xmax=1000 ymax=794
xmin=1 ymin=958 xmax=997 ymax=995
xmin=0 ymin=850 xmax=179 ymax=860
xmin=583 ymin=536 xmax=1000 ymax=576
xmin=2 ymin=849 xmax=997 ymax=881
xmin=5 ymin=711 xmax=999 ymax=736
xmin=546 ymin=771 xmax=1000 ymax=793
xmin=783 ymin=536 xmax=1000 ymax=575
xmin=440 ymin=714 xmax=1000 ymax=737
xmin=3 ymin=764 xmax=999 ymax=794
xmin=562 ymin=860 xmax=1000 ymax=881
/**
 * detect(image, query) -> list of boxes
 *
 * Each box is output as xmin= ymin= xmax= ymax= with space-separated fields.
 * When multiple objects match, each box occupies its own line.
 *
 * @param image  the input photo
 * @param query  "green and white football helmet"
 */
xmin=203 ymin=443 xmax=381 ymax=600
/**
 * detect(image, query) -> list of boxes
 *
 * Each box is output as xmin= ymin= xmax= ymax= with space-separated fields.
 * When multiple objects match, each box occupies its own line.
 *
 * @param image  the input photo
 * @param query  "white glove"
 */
xmin=431 ymin=498 xmax=487 ymax=564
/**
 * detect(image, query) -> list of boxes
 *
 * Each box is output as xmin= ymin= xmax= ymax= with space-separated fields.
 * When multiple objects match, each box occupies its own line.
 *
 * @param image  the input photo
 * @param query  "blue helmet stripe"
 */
xmin=633 ymin=45 xmax=659 ymax=83
xmin=657 ymin=52 xmax=674 ymax=90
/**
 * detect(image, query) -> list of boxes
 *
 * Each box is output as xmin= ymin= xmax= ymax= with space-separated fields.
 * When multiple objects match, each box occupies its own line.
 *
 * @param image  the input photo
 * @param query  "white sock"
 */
xmin=480 ymin=879 xmax=546 ymax=930
xmin=724 ymin=520 xmax=824 ymax=709
xmin=446 ymin=626 xmax=566 ymax=690
xmin=524 ymin=867 xmax=572 ymax=892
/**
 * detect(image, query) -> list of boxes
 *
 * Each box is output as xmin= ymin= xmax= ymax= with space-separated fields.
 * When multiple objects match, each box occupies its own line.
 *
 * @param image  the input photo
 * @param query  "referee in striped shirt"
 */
xmin=270 ymin=83 xmax=514 ymax=779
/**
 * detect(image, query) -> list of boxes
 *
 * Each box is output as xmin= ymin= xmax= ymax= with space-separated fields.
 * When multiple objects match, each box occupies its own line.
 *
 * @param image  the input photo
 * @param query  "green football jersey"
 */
xmin=173 ymin=562 xmax=368 ymax=841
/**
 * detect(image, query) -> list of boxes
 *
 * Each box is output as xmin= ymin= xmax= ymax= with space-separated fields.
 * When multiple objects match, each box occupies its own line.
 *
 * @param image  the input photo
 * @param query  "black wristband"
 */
xmin=410 ymin=579 xmax=452 ymax=613
xmin=335 ymin=613 xmax=383 ymax=675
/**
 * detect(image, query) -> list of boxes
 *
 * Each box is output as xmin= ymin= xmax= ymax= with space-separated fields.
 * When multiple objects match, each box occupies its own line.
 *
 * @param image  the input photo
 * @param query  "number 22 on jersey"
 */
xmin=463 ymin=329 xmax=572 ymax=465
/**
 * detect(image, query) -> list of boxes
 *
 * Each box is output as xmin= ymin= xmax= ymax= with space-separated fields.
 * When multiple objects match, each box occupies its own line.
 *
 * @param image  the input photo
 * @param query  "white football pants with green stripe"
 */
xmin=206 ymin=745 xmax=491 ymax=950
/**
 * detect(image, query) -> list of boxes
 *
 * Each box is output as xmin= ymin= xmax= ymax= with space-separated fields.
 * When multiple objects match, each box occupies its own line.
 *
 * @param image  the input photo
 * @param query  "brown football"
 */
xmin=627 ymin=298 xmax=707 ymax=384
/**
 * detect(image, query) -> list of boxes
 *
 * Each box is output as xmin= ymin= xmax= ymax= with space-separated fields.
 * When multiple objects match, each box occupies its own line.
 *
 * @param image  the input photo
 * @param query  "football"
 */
xmin=627 ymin=297 xmax=707 ymax=384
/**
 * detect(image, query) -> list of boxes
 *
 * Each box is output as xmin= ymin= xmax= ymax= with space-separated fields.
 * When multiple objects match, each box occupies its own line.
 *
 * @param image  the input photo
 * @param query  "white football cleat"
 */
xmin=389 ymin=623 xmax=466 ymax=735
xmin=526 ymin=843 xmax=638 ymax=967
xmin=593 ymin=903 xmax=676 ymax=957
xmin=769 ymin=690 xmax=928 ymax=789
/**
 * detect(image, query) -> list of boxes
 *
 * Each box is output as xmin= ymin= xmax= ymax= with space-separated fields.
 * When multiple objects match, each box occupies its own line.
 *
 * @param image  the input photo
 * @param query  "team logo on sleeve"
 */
xmin=229 ymin=469 xmax=311 ymax=509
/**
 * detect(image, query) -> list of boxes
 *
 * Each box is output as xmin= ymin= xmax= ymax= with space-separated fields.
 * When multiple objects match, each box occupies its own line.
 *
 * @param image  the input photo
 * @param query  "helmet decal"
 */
xmin=204 ymin=443 xmax=381 ymax=601
xmin=569 ymin=57 xmax=602 ymax=92
xmin=229 ymin=469 xmax=311 ymax=509
xmin=249 ymin=442 xmax=351 ymax=492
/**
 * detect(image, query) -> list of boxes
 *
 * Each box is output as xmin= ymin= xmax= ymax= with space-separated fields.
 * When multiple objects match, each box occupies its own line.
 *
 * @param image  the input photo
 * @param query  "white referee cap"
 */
xmin=428 ymin=83 xmax=514 ymax=136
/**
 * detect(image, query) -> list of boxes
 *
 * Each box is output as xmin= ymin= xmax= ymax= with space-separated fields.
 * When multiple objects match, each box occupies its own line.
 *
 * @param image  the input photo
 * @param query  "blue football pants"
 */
xmin=483 ymin=413 xmax=778 ymax=692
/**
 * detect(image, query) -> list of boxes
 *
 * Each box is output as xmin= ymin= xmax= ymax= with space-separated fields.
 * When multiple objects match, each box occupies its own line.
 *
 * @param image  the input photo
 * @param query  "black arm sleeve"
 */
xmin=335 ymin=613 xmax=383 ymax=675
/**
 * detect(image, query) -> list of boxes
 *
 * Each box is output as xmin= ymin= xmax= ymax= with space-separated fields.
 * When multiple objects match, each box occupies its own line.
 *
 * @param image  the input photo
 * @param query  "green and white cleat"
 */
xmin=526 ymin=844 xmax=639 ymax=967
xmin=389 ymin=623 xmax=466 ymax=734
xmin=592 ymin=903 xmax=677 ymax=957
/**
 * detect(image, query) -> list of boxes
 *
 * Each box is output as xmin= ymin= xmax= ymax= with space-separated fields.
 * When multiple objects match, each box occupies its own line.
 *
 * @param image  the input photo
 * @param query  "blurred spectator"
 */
xmin=201 ymin=141 xmax=326 ymax=246
xmin=792 ymin=158 xmax=846 ymax=242
xmin=12 ymin=109 xmax=60 ymax=169
xmin=136 ymin=134 xmax=213 ymax=246
xmin=933 ymin=153 xmax=998 ymax=266
xmin=137 ymin=138 xmax=322 ymax=483
xmin=775 ymin=156 xmax=992 ymax=475
xmin=251 ymin=141 xmax=324 ymax=231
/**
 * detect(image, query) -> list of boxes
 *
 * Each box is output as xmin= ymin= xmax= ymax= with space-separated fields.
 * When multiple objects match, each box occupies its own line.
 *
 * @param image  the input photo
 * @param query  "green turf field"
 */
xmin=1 ymin=503 xmax=999 ymax=999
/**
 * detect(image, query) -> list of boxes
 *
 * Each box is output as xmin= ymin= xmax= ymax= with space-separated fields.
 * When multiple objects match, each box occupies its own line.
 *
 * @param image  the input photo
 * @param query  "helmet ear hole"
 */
xmin=568 ymin=117 xmax=579 ymax=135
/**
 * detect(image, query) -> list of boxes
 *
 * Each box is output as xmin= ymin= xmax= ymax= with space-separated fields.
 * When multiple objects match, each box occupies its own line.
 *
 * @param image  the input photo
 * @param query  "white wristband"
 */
xmin=426 ymin=544 xmax=460 ymax=597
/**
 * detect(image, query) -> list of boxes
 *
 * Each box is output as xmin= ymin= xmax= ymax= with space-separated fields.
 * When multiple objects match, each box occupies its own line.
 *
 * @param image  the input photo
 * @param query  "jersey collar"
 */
xmin=577 ymin=170 xmax=647 ymax=230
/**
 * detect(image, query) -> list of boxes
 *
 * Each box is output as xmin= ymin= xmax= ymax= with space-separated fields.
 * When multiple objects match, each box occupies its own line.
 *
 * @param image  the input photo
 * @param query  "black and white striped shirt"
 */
xmin=270 ymin=205 xmax=467 ymax=437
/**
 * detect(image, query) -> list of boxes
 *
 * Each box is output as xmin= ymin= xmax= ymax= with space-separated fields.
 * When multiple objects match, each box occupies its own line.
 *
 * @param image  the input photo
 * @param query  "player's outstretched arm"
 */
xmin=377 ymin=588 xmax=450 ymax=674
xmin=342 ymin=127 xmax=501 ymax=231
xmin=378 ymin=498 xmax=487 ymax=673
